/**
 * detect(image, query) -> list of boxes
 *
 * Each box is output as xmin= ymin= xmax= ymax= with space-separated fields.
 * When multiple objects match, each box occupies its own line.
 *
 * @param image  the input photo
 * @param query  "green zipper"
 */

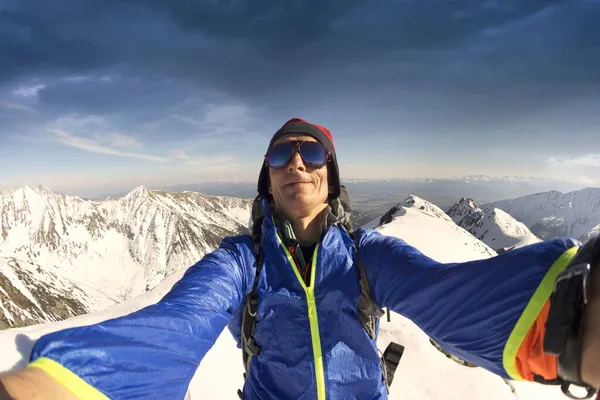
xmin=277 ymin=233 xmax=326 ymax=400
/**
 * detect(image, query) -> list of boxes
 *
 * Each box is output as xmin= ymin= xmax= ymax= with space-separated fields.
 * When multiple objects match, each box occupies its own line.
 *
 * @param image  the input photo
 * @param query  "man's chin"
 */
xmin=281 ymin=190 xmax=317 ymax=208
xmin=285 ymin=191 xmax=311 ymax=203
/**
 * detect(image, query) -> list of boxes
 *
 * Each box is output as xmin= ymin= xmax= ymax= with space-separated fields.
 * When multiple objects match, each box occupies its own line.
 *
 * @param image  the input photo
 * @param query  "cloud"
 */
xmin=48 ymin=129 xmax=166 ymax=162
xmin=196 ymin=103 xmax=253 ymax=136
xmin=170 ymin=149 xmax=243 ymax=170
xmin=183 ymin=155 xmax=239 ymax=168
xmin=2 ymin=0 xmax=597 ymax=106
xmin=102 ymin=132 xmax=142 ymax=149
xmin=545 ymin=154 xmax=600 ymax=187
xmin=36 ymin=77 xmax=190 ymax=117
xmin=0 ymin=0 xmax=596 ymax=149
xmin=580 ymin=177 xmax=596 ymax=185
xmin=12 ymin=84 xmax=47 ymax=97
xmin=54 ymin=114 xmax=108 ymax=130
xmin=1 ymin=0 xmax=599 ymax=194
xmin=64 ymin=75 xmax=113 ymax=83
xmin=13 ymin=83 xmax=46 ymax=97
xmin=168 ymin=102 xmax=251 ymax=132
xmin=31 ymin=77 xmax=261 ymax=144
xmin=0 ymin=100 xmax=36 ymax=113
xmin=171 ymin=150 xmax=191 ymax=161
xmin=549 ymin=154 xmax=600 ymax=169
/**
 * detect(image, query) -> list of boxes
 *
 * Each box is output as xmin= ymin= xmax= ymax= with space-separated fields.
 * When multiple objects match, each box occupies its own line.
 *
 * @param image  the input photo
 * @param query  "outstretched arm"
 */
xmin=1 ymin=367 xmax=79 ymax=400
xmin=357 ymin=228 xmax=597 ymax=389
xmin=0 ymin=235 xmax=251 ymax=400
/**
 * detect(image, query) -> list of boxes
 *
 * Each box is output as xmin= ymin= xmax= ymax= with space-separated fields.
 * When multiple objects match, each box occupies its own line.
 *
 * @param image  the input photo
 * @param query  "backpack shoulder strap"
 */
xmin=344 ymin=226 xmax=385 ymax=339
xmin=241 ymin=238 xmax=264 ymax=372
xmin=332 ymin=185 xmax=385 ymax=336
xmin=240 ymin=196 xmax=266 ymax=376
xmin=345 ymin=225 xmax=406 ymax=392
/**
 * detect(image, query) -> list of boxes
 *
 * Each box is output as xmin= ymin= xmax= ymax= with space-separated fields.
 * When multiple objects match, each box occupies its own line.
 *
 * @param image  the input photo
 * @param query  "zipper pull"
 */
xmin=282 ymin=220 xmax=297 ymax=244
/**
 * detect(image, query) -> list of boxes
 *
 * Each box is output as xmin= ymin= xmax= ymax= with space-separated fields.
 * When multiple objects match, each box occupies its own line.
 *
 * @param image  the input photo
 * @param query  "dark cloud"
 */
xmin=145 ymin=0 xmax=364 ymax=51
xmin=0 ymin=0 xmax=598 ymax=134
xmin=37 ymin=76 xmax=193 ymax=116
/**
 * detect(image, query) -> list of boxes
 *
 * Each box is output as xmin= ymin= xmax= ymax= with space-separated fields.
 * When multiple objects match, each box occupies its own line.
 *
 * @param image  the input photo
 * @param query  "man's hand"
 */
xmin=581 ymin=262 xmax=600 ymax=391
xmin=0 ymin=367 xmax=78 ymax=400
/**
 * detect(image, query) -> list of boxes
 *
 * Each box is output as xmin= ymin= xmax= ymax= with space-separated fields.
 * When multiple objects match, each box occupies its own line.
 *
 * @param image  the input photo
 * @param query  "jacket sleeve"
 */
xmin=357 ymin=228 xmax=579 ymax=383
xmin=27 ymin=235 xmax=251 ymax=400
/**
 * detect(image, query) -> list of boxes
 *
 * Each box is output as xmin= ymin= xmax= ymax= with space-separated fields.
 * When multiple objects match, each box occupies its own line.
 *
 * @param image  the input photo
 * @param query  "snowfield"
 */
xmin=0 ymin=185 xmax=252 ymax=328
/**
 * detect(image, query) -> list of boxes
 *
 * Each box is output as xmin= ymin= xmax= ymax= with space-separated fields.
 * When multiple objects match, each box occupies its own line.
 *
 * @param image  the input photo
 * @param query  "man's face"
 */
xmin=268 ymin=135 xmax=331 ymax=219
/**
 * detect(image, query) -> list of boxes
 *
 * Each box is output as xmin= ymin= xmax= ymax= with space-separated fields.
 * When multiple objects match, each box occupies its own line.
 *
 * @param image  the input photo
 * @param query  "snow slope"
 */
xmin=0 ymin=185 xmax=252 ymax=328
xmin=365 ymin=195 xmax=497 ymax=260
xmin=0 ymin=195 xmax=572 ymax=399
xmin=483 ymin=187 xmax=600 ymax=241
xmin=0 ymin=256 xmax=116 ymax=330
xmin=447 ymin=197 xmax=541 ymax=252
xmin=580 ymin=223 xmax=600 ymax=242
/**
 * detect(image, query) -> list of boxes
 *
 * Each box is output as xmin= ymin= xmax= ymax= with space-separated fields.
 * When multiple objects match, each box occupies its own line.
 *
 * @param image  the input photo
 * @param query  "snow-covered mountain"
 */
xmin=0 ymin=193 xmax=569 ymax=400
xmin=0 ymin=257 xmax=88 ymax=330
xmin=580 ymin=223 xmax=600 ymax=243
xmin=447 ymin=197 xmax=541 ymax=252
xmin=0 ymin=185 xmax=252 ymax=329
xmin=369 ymin=194 xmax=456 ymax=228
xmin=483 ymin=187 xmax=600 ymax=242
xmin=454 ymin=174 xmax=567 ymax=184
xmin=364 ymin=194 xmax=497 ymax=260
xmin=452 ymin=174 xmax=587 ymax=193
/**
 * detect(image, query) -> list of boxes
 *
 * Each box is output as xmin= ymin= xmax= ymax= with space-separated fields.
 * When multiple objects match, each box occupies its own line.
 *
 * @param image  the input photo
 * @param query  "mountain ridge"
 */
xmin=0 ymin=185 xmax=252 ymax=329
xmin=364 ymin=194 xmax=497 ymax=261
xmin=447 ymin=197 xmax=541 ymax=252
xmin=483 ymin=187 xmax=600 ymax=241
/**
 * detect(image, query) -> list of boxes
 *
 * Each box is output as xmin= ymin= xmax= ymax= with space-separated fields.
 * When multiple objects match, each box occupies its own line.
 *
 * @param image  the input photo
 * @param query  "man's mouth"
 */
xmin=284 ymin=181 xmax=310 ymax=187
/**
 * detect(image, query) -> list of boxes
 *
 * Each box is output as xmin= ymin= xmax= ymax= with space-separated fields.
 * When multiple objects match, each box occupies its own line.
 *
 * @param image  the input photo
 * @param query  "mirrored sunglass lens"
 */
xmin=300 ymin=142 xmax=327 ymax=165
xmin=267 ymin=142 xmax=294 ymax=167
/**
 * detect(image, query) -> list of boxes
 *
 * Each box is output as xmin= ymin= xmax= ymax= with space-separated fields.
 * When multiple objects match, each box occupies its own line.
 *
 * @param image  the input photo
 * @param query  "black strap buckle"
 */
xmin=382 ymin=342 xmax=405 ymax=388
xmin=555 ymin=263 xmax=591 ymax=304
xmin=245 ymin=337 xmax=261 ymax=356
xmin=560 ymin=382 xmax=597 ymax=400
xmin=544 ymin=262 xmax=596 ymax=399
xmin=242 ymin=295 xmax=261 ymax=355
xmin=247 ymin=295 xmax=259 ymax=318
xmin=544 ymin=263 xmax=591 ymax=355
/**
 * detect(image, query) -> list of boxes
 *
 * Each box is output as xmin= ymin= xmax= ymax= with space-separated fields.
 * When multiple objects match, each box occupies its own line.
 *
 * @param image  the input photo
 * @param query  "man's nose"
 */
xmin=287 ymin=151 xmax=306 ymax=172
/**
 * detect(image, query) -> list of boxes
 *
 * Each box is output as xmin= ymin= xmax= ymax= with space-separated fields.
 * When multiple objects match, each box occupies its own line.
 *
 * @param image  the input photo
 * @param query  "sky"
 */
xmin=1 ymin=0 xmax=599 ymax=198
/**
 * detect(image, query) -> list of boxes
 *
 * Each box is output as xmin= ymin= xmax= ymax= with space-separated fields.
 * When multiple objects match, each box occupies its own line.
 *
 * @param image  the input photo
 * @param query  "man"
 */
xmin=1 ymin=118 xmax=600 ymax=400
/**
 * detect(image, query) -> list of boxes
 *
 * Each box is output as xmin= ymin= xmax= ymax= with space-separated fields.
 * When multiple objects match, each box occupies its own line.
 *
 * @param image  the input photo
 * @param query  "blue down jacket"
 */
xmin=29 ymin=200 xmax=580 ymax=399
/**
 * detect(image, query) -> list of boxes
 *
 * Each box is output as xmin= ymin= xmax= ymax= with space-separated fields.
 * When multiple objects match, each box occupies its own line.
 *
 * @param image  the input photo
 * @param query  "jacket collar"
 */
xmin=259 ymin=197 xmax=351 ymax=247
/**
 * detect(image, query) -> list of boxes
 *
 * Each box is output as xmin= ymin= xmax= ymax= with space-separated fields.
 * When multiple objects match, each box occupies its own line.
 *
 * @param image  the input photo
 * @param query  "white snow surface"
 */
xmin=0 ymin=194 xmax=572 ymax=399
xmin=364 ymin=195 xmax=497 ymax=260
xmin=0 ymin=185 xmax=252 ymax=327
xmin=447 ymin=197 xmax=541 ymax=252
xmin=483 ymin=187 xmax=600 ymax=242
xmin=0 ymin=256 xmax=112 ymax=327
xmin=579 ymin=223 xmax=600 ymax=243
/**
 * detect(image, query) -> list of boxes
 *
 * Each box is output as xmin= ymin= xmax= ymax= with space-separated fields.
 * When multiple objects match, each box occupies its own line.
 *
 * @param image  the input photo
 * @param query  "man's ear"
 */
xmin=268 ymin=184 xmax=273 ymax=194
xmin=329 ymin=185 xmax=334 ymax=194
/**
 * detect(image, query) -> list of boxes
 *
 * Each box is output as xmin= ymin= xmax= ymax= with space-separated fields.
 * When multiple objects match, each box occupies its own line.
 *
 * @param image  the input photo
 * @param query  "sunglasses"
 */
xmin=265 ymin=141 xmax=330 ymax=169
